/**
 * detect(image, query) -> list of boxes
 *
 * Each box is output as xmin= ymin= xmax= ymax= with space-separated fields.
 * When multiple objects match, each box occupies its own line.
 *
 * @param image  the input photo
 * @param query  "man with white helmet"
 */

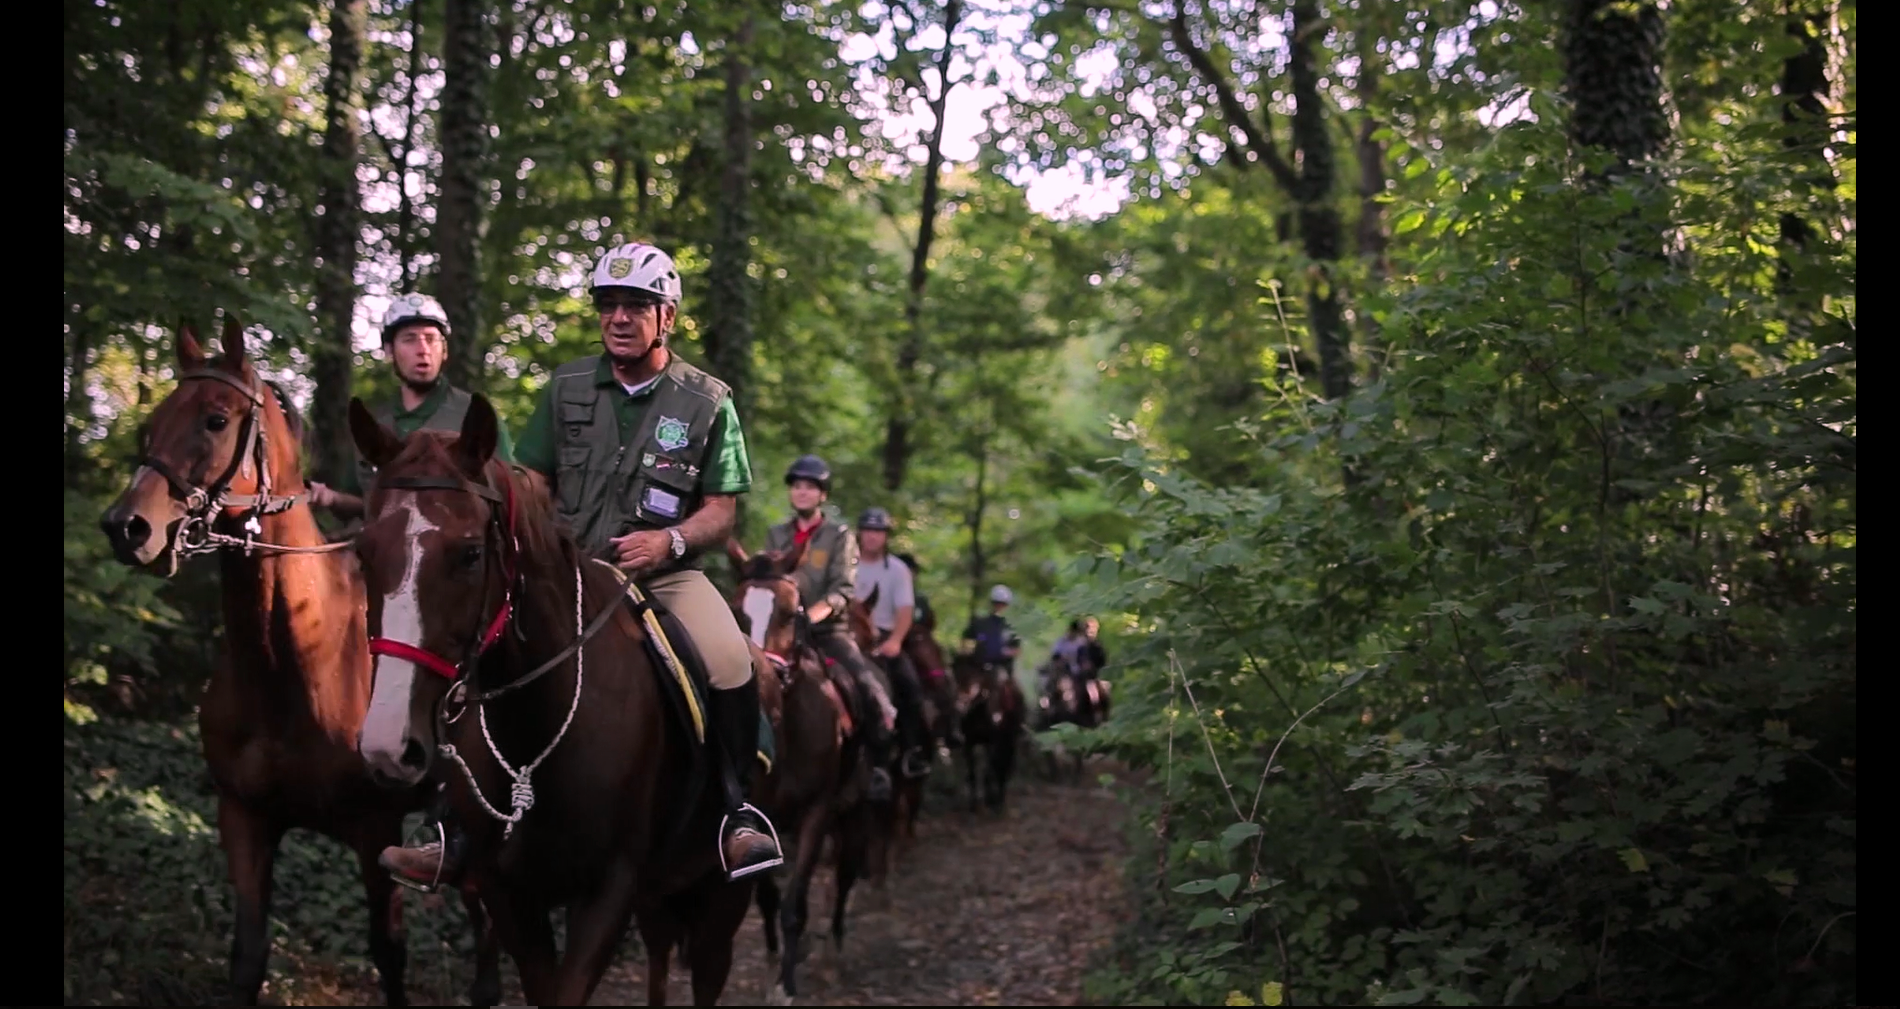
xmin=306 ymin=292 xmax=514 ymax=520
xmin=375 ymin=242 xmax=783 ymax=889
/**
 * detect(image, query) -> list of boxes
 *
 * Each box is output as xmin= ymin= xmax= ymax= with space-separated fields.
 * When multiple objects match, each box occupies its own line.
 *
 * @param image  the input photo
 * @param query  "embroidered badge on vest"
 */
xmin=654 ymin=415 xmax=691 ymax=452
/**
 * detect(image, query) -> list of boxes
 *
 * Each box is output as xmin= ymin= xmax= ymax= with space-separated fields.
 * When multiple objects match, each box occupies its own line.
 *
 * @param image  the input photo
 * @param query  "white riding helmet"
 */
xmin=990 ymin=584 xmax=1013 ymax=604
xmin=591 ymin=242 xmax=683 ymax=307
xmin=380 ymin=293 xmax=451 ymax=341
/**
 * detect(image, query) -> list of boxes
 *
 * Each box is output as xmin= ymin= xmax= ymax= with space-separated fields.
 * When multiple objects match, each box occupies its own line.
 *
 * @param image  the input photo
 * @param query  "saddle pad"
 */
xmin=590 ymin=559 xmax=705 ymax=745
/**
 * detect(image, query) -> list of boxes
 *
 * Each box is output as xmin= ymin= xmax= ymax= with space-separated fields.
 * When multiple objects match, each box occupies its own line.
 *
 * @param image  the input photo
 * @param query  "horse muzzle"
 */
xmin=99 ymin=503 xmax=167 ymax=567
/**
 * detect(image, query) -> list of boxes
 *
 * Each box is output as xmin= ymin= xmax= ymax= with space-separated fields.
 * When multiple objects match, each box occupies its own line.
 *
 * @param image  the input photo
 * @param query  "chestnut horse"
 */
xmin=348 ymin=394 xmax=753 ymax=1005
xmin=96 ymin=318 xmax=500 ymax=1006
xmin=952 ymin=652 xmax=1026 ymax=813
xmin=726 ymin=537 xmax=883 ymax=1004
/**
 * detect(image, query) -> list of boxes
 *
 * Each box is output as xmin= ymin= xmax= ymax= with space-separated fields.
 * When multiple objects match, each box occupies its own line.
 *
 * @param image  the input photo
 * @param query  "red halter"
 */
xmin=366 ymin=471 xmax=520 ymax=681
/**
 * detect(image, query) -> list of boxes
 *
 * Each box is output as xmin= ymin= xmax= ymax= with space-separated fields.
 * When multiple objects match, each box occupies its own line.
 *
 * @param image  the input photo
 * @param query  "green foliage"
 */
xmin=1067 ymin=88 xmax=1854 ymax=1009
xmin=64 ymin=718 xmax=483 ymax=1005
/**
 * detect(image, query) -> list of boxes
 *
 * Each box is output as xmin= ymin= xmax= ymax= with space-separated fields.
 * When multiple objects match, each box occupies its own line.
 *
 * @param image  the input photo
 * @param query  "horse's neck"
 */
xmin=217 ymin=503 xmax=366 ymax=730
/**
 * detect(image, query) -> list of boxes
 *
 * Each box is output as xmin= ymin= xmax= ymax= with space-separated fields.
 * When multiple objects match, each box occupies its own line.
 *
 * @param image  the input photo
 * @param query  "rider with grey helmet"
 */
xmin=308 ymin=293 xmax=515 ymax=522
xmin=764 ymin=455 xmax=903 ymax=803
xmin=854 ymin=506 xmax=932 ymax=778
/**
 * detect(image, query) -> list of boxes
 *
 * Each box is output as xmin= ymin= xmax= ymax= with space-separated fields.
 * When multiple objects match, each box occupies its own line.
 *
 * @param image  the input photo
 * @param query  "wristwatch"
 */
xmin=667 ymin=527 xmax=687 ymax=558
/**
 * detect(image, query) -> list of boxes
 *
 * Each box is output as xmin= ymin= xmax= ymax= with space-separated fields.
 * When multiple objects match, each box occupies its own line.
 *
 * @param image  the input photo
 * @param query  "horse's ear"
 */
xmin=455 ymin=394 xmax=499 ymax=476
xmin=177 ymin=323 xmax=206 ymax=371
xmin=726 ymin=537 xmax=750 ymax=571
xmin=350 ymin=397 xmax=402 ymax=469
xmin=218 ymin=314 xmax=247 ymax=373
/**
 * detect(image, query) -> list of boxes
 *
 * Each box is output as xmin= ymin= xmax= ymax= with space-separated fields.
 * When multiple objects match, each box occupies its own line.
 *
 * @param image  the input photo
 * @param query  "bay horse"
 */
xmin=726 ymin=537 xmax=882 ymax=1004
xmin=96 ymin=317 xmax=501 ymax=1006
xmin=347 ymin=393 xmax=754 ymax=1005
xmin=845 ymin=583 xmax=936 ymax=845
xmin=1035 ymin=656 xmax=1109 ymax=782
xmin=952 ymin=652 xmax=1026 ymax=813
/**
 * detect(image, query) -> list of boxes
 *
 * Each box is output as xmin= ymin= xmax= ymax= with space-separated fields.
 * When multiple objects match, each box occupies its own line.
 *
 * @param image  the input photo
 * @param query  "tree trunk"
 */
xmin=440 ymin=0 xmax=491 ymax=388
xmin=882 ymin=0 xmax=965 ymax=493
xmin=397 ymin=0 xmax=424 ymax=289
xmin=311 ymin=0 xmax=366 ymax=488
xmin=1288 ymin=0 xmax=1351 ymax=405
xmin=706 ymin=12 xmax=757 ymax=531
xmin=1776 ymin=0 xmax=1832 ymax=312
xmin=706 ymin=14 xmax=756 ymax=415
xmin=1353 ymin=19 xmax=1390 ymax=382
xmin=1563 ymin=0 xmax=1667 ymax=179
xmin=966 ymin=429 xmax=988 ymax=623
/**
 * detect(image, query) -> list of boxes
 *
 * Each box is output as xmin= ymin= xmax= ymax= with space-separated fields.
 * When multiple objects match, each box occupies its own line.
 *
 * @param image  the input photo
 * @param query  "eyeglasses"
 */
xmin=391 ymin=329 xmax=446 ymax=348
xmin=595 ymin=296 xmax=661 ymax=317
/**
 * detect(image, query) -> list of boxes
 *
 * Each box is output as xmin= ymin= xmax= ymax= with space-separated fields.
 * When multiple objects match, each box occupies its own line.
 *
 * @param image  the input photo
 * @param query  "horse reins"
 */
xmin=140 ymin=367 xmax=350 ymax=573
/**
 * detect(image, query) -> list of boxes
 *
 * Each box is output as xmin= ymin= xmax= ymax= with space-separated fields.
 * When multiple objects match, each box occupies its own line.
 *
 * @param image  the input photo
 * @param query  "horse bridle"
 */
xmin=364 ymin=473 xmax=523 ymax=701
xmin=743 ymin=573 xmax=821 ymax=683
xmin=137 ymin=368 xmax=342 ymax=574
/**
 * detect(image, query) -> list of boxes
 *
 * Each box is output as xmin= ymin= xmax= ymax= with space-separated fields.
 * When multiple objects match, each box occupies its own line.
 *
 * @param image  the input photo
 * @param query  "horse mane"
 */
xmin=483 ymin=456 xmax=580 ymax=576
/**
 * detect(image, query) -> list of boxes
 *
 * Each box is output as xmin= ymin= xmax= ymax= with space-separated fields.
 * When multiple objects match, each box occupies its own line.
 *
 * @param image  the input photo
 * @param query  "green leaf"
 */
xmin=1219 ymin=821 xmax=1262 ymax=852
xmin=1619 ymin=848 xmax=1649 ymax=873
xmin=1215 ymin=873 xmax=1242 ymax=900
xmin=1261 ymin=981 xmax=1284 ymax=1005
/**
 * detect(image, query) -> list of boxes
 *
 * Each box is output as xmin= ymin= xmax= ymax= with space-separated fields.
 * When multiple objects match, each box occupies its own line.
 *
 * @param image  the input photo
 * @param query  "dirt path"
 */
xmin=598 ymin=769 xmax=1131 ymax=1006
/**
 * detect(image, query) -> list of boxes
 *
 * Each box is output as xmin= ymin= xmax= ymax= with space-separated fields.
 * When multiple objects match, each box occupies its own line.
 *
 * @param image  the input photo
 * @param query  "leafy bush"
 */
xmin=1069 ymin=113 xmax=1854 ymax=1006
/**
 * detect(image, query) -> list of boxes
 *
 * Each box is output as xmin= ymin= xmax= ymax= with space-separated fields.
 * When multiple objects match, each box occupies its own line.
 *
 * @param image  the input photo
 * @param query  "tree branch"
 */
xmin=1162 ymin=0 xmax=1297 ymax=191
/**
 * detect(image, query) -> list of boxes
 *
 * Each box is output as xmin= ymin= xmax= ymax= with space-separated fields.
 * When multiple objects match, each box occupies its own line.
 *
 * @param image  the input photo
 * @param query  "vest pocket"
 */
xmin=626 ymin=462 xmax=697 ymax=528
xmin=556 ymin=445 xmax=590 ymax=514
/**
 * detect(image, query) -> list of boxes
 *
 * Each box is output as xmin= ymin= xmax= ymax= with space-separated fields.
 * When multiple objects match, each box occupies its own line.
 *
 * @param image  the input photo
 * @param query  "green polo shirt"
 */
xmin=335 ymin=382 xmax=516 ymax=494
xmin=515 ymin=354 xmax=752 ymax=495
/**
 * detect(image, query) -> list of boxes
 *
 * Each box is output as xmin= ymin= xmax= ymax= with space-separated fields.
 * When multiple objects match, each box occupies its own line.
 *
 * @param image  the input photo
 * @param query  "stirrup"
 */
xmin=901 ymin=747 xmax=932 ymax=778
xmin=718 ymin=803 xmax=785 ymax=881
xmin=386 ymin=826 xmax=452 ymax=895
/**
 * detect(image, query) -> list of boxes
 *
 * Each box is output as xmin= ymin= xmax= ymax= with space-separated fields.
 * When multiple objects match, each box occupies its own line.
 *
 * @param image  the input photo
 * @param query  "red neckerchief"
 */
xmin=792 ymin=513 xmax=822 ymax=548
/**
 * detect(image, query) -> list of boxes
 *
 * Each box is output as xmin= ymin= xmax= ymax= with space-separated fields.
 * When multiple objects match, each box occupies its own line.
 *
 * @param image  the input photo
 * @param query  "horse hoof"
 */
xmin=767 ymin=984 xmax=795 ymax=1006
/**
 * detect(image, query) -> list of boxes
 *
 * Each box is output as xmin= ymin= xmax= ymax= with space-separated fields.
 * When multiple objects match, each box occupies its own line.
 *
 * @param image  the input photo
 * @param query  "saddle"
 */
xmin=758 ymin=646 xmax=852 ymax=750
xmin=591 ymin=560 xmax=775 ymax=770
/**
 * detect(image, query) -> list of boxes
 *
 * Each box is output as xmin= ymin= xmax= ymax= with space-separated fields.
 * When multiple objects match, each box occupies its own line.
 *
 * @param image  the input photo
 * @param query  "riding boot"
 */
xmin=709 ymin=678 xmax=785 ymax=881
xmin=381 ymin=786 xmax=468 ymax=892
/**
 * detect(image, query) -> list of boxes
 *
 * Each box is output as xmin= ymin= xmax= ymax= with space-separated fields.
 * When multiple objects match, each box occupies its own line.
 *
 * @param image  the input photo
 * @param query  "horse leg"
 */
xmin=830 ymin=813 xmax=868 ymax=956
xmin=458 ymin=887 xmax=503 ymax=1008
xmin=480 ymin=887 xmax=558 ymax=1005
xmin=756 ymin=873 xmax=782 ymax=960
xmin=547 ymin=858 xmax=641 ymax=1006
xmin=776 ymin=806 xmax=830 ymax=1002
xmin=349 ymin=828 xmax=408 ymax=1005
xmin=963 ymin=736 xmax=980 ymax=812
xmin=216 ymin=794 xmax=285 ymax=1005
xmin=635 ymin=905 xmax=681 ymax=1008
xmin=684 ymin=879 xmax=752 ymax=1007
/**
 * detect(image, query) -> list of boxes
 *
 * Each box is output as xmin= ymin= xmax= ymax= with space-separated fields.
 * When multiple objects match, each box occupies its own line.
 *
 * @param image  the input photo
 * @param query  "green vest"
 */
xmin=355 ymin=385 xmax=475 ymax=497
xmin=550 ymin=355 xmax=730 ymax=566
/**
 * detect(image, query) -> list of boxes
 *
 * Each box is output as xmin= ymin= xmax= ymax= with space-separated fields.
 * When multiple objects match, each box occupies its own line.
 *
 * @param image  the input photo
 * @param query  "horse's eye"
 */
xmin=205 ymin=413 xmax=230 ymax=432
xmin=459 ymin=543 xmax=484 ymax=567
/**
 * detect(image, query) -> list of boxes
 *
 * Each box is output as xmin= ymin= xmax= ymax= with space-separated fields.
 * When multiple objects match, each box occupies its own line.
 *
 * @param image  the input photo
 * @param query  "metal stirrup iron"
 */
xmin=719 ymin=803 xmax=785 ymax=880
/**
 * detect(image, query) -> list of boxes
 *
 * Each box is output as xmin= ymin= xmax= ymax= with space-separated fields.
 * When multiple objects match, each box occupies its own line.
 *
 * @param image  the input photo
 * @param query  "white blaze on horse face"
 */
xmin=360 ymin=495 xmax=437 ymax=778
xmin=742 ymin=587 xmax=776 ymax=649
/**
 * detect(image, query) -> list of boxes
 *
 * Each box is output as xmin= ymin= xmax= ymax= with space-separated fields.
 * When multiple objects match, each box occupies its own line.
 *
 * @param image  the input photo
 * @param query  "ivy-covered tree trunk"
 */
xmin=883 ymin=0 xmax=964 ymax=493
xmin=706 ymin=13 xmax=756 ymax=416
xmin=65 ymin=324 xmax=93 ymax=488
xmin=1167 ymin=0 xmax=1352 ymax=405
xmin=311 ymin=0 xmax=366 ymax=489
xmin=1563 ymin=0 xmax=1668 ymax=178
xmin=440 ymin=0 xmax=491 ymax=388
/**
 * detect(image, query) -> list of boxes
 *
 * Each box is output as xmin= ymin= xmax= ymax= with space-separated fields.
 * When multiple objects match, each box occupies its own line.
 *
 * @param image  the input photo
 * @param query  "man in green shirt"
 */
xmin=376 ymin=242 xmax=783 ymax=889
xmin=306 ymin=293 xmax=515 ymax=521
